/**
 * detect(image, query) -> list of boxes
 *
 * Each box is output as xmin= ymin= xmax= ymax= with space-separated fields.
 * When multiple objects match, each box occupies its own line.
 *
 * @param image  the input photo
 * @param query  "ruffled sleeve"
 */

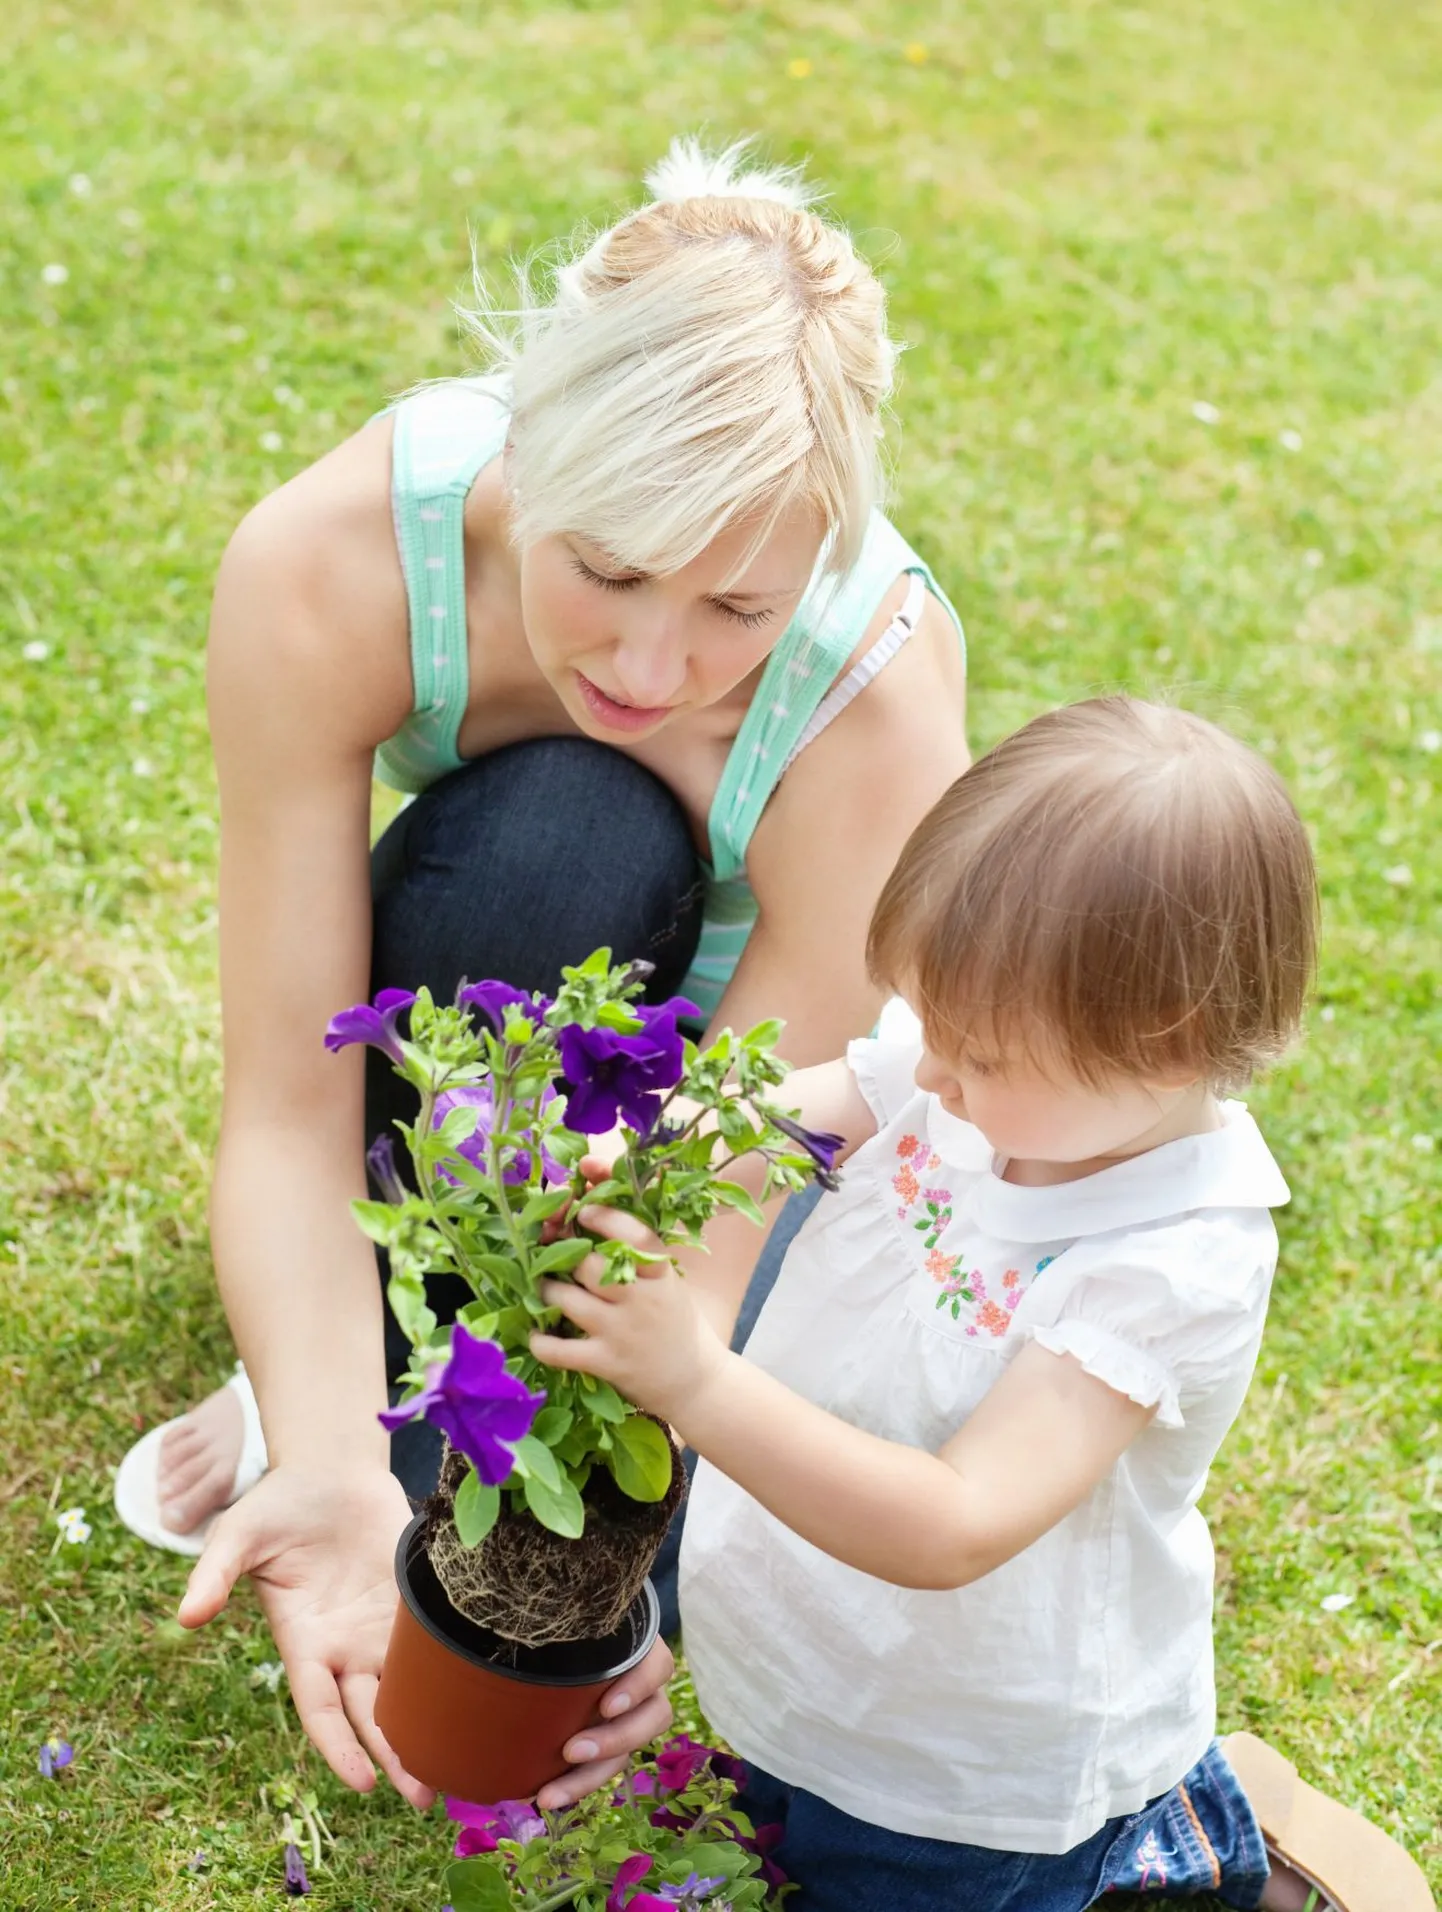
xmin=1019 ymin=1217 xmax=1277 ymax=1431
xmin=846 ymin=1035 xmax=925 ymax=1128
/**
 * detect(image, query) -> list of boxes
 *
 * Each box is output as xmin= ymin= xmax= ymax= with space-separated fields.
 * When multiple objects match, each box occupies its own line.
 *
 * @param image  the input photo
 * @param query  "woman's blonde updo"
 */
xmin=461 ymin=138 xmax=896 ymax=580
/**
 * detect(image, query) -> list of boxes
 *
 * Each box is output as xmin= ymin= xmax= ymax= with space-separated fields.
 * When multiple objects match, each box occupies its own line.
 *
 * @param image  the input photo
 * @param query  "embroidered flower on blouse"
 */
xmin=893 ymin=1163 xmax=921 ymax=1205
xmin=1003 ymin=1268 xmax=1020 ymax=1290
xmin=974 ymin=1299 xmax=1012 ymax=1338
xmin=926 ymin=1247 xmax=960 ymax=1283
xmin=897 ymin=1134 xmax=922 ymax=1159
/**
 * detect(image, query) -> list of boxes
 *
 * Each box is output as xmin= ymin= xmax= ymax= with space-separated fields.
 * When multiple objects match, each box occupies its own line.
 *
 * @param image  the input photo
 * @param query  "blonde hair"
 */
xmin=460 ymin=138 xmax=895 ymax=581
xmin=868 ymin=698 xmax=1320 ymax=1091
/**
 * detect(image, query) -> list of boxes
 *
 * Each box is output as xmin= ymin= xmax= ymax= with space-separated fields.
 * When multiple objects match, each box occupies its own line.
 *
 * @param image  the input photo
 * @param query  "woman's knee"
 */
xmin=370 ymin=739 xmax=704 ymax=998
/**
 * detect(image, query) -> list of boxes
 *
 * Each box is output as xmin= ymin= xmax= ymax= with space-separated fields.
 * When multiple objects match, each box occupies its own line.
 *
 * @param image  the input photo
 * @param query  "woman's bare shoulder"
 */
xmin=211 ymin=413 xmax=414 ymax=749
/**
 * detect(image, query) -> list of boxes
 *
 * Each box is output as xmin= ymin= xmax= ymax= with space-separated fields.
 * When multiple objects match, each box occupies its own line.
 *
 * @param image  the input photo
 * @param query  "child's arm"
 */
xmin=532 ymin=1208 xmax=1154 ymax=1591
xmin=610 ymin=1055 xmax=877 ymax=1351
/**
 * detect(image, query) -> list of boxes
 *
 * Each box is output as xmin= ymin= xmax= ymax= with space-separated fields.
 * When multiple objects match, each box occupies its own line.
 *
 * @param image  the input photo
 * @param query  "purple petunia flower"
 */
xmin=432 ymin=1081 xmax=563 ymax=1187
xmin=606 ymin=1854 xmax=661 ymax=1912
xmin=366 ymin=1132 xmax=407 ymax=1204
xmin=768 ymin=1111 xmax=846 ymax=1191
xmin=323 ymin=988 xmax=417 ymax=1066
xmin=37 ymin=1736 xmax=73 ymax=1779
xmin=377 ymin=1326 xmax=544 ymax=1484
xmin=660 ymin=1874 xmax=728 ymax=1907
xmin=458 ymin=980 xmax=550 ymax=1039
xmin=557 ymin=994 xmax=698 ymax=1136
xmin=444 ymin=1795 xmax=545 ymax=1858
xmin=283 ymin=1843 xmax=311 ymax=1896
xmin=653 ymin=1735 xmax=747 ymax=1795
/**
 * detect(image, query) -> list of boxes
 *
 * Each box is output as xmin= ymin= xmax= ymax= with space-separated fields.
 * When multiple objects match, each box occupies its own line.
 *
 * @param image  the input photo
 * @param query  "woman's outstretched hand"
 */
xmin=177 ymin=1463 xmax=433 ymax=1807
xmin=175 ymin=1452 xmax=679 ymax=1811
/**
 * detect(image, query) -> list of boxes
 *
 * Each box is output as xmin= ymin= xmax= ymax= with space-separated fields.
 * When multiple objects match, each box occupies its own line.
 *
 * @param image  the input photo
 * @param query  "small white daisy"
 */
xmin=1382 ymin=864 xmax=1413 ymax=887
xmin=1320 ymin=1592 xmax=1354 ymax=1613
xmin=41 ymin=262 xmax=70 ymax=286
xmin=1419 ymin=730 xmax=1440 ymax=753
xmin=259 ymin=430 xmax=283 ymax=453
xmin=132 ymin=757 xmax=154 ymax=778
xmin=68 ymin=173 xmax=93 ymax=197
xmin=1191 ymin=400 xmax=1221 ymax=425
xmin=23 ymin=640 xmax=50 ymax=661
xmin=1279 ymin=429 xmax=1303 ymax=451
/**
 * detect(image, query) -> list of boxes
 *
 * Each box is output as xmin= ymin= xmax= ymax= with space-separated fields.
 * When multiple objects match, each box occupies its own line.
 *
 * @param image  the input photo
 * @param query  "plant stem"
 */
xmin=486 ymin=1052 xmax=536 ymax=1292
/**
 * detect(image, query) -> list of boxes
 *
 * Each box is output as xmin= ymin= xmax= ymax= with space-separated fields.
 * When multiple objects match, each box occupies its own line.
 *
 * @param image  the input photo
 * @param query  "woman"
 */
xmin=137 ymin=139 xmax=969 ymax=1808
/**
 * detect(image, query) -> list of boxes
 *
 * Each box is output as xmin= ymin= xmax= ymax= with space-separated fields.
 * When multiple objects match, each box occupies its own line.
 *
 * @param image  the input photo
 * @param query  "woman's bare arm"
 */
xmin=707 ymin=582 xmax=968 ymax=1066
xmin=206 ymin=424 xmax=414 ymax=1470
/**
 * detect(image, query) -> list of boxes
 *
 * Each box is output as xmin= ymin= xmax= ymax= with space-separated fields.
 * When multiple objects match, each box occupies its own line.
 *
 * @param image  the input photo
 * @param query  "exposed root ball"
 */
xmin=424 ymin=1434 xmax=686 ymax=1648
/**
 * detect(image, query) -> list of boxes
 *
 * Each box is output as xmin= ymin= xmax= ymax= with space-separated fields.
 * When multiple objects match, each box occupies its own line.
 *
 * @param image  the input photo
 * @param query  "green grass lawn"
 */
xmin=2 ymin=0 xmax=1438 ymax=1904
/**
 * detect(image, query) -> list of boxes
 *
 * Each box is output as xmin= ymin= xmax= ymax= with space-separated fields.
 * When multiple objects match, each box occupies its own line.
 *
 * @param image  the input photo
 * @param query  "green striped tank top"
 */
xmin=374 ymin=379 xmax=965 ymax=1021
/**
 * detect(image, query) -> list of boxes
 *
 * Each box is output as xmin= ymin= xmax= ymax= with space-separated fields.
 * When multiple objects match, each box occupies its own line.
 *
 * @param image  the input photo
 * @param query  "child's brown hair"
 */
xmin=868 ymin=697 xmax=1319 ymax=1090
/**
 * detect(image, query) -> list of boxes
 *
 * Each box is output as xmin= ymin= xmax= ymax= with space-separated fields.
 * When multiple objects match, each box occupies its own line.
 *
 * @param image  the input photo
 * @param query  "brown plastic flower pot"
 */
xmin=374 ymin=1514 xmax=661 ymax=1804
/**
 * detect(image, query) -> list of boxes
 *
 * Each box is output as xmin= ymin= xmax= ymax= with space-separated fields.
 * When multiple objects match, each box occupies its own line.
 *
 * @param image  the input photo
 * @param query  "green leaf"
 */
xmin=522 ymin=1468 xmax=586 ymax=1538
xmin=530 ymin=1403 xmax=573 ymax=1445
xmin=442 ymin=1857 xmax=514 ymax=1912
xmin=530 ymin=1236 xmax=595 ymax=1277
xmin=510 ymin=1433 xmax=563 ymax=1491
xmin=453 ymin=1470 xmax=501 ymax=1548
xmin=435 ymin=1102 xmax=481 ymax=1148
xmin=709 ymin=1179 xmax=765 ymax=1226
xmin=471 ymin=1251 xmax=528 ymax=1284
xmin=606 ymin=1413 xmax=674 ymax=1502
xmin=386 ymin=1271 xmax=436 ymax=1347
xmin=742 ymin=1017 xmax=784 ymax=1051
xmin=520 ymin=1187 xmax=572 ymax=1230
xmin=596 ymin=1000 xmax=644 ymax=1033
xmin=583 ymin=1378 xmax=628 ymax=1423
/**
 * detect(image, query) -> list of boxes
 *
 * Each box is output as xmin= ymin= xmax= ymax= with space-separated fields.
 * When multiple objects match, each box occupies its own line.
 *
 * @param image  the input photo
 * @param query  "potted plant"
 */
xmin=440 ymin=1734 xmax=791 ymax=1911
xmin=322 ymin=951 xmax=840 ymax=1803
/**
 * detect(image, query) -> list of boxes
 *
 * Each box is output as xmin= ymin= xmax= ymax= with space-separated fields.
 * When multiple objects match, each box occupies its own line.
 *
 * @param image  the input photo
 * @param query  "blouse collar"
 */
xmin=923 ymin=1097 xmax=1290 ymax=1243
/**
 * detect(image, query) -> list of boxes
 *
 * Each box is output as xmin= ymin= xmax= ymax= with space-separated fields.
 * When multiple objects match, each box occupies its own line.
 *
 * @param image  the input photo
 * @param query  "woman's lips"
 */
xmin=575 ymin=672 xmax=674 ymax=733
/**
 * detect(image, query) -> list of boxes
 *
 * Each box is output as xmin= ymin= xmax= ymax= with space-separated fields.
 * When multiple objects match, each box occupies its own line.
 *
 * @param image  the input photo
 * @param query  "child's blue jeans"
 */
xmin=733 ymin=1740 xmax=1270 ymax=1911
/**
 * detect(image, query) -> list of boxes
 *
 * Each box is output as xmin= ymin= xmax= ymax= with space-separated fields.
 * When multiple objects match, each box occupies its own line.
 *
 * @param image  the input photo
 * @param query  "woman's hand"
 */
xmin=178 ymin=1463 xmax=434 ymax=1807
xmin=531 ymin=1207 xmax=726 ymax=1425
xmin=538 ymin=1636 xmax=677 ymax=1809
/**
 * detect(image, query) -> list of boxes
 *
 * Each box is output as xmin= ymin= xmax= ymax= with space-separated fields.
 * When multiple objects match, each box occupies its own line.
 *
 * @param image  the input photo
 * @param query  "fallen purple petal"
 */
xmin=37 ymin=1736 xmax=74 ymax=1779
xmin=283 ymin=1842 xmax=311 ymax=1896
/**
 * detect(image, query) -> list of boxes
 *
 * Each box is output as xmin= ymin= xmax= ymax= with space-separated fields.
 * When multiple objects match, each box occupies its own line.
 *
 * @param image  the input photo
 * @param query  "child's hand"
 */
xmin=529 ymin=1206 xmax=726 ymax=1425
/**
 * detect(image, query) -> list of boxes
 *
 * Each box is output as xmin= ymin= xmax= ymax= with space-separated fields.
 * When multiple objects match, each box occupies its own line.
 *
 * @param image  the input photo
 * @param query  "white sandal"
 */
xmin=113 ymin=1365 xmax=269 ymax=1557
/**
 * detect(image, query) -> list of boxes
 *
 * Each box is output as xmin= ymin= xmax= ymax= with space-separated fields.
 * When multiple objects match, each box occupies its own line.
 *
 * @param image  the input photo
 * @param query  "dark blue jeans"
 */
xmin=733 ymin=1741 xmax=1270 ymax=1911
xmin=366 ymin=737 xmax=806 ymax=1577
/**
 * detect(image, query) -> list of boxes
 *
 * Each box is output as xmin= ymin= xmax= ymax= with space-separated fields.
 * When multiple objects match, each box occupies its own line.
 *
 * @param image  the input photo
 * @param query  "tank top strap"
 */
xmin=373 ymin=379 xmax=509 ymax=794
xmin=705 ymin=513 xmax=964 ymax=883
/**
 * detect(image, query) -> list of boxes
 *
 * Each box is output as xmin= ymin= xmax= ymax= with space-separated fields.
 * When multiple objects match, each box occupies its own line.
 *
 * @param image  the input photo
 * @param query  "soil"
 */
xmin=423 ymin=1427 xmax=687 ymax=1649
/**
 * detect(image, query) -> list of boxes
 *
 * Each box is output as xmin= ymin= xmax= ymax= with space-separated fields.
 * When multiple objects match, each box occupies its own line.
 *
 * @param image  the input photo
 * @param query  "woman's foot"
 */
xmin=157 ymin=1382 xmax=246 ymax=1533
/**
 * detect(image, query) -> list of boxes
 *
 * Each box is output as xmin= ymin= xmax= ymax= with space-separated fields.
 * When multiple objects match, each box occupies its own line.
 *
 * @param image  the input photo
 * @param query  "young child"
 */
xmin=533 ymin=698 xmax=1432 ymax=1912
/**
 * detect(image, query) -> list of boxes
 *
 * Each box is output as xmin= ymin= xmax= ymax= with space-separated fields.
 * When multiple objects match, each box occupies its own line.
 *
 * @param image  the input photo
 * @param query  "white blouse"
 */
xmin=680 ymin=1036 xmax=1290 ymax=1853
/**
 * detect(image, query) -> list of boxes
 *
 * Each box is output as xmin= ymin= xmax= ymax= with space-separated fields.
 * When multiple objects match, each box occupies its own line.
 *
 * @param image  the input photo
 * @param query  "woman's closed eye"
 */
xmin=570 ymin=555 xmax=644 ymax=593
xmin=708 ymin=598 xmax=775 ymax=629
